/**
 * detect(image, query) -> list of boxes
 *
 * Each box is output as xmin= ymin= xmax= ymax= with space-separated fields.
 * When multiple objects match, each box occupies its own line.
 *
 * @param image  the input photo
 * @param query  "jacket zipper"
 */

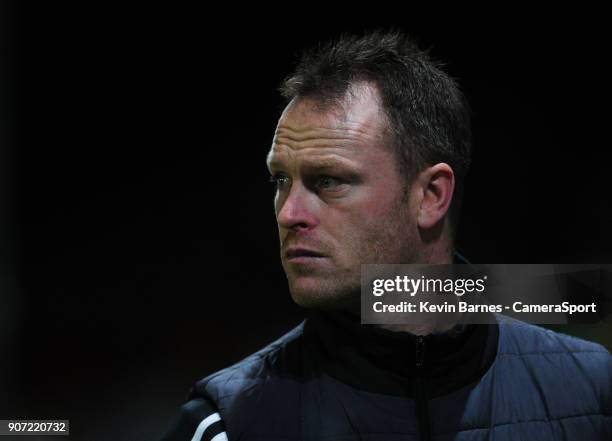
xmin=415 ymin=336 xmax=431 ymax=441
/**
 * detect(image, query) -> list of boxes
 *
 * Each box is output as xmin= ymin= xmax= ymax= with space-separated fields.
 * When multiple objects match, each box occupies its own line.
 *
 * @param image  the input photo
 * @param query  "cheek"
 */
xmin=358 ymin=195 xmax=414 ymax=254
xmin=347 ymin=187 xmax=403 ymax=228
xmin=327 ymin=197 xmax=403 ymax=255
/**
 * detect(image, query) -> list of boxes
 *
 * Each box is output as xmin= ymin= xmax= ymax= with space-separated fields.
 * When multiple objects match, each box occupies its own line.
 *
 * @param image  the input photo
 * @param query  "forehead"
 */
xmin=267 ymin=82 xmax=389 ymax=167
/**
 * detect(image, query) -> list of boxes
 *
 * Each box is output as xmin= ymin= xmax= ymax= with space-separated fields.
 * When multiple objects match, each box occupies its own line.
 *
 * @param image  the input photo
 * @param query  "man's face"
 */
xmin=266 ymin=83 xmax=419 ymax=311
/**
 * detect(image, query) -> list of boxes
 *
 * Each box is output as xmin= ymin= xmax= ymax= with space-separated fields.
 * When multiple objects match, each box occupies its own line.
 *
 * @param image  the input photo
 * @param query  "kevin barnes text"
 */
xmin=372 ymin=301 xmax=598 ymax=315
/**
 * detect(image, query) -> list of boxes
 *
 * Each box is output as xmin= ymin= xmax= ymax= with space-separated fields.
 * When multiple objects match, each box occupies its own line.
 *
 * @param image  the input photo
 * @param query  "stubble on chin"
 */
xmin=288 ymin=200 xmax=417 ymax=312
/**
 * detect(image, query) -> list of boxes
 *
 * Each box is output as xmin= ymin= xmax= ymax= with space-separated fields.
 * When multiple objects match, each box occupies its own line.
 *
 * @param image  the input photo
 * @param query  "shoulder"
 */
xmin=191 ymin=320 xmax=307 ymax=409
xmin=494 ymin=313 xmax=611 ymax=399
xmin=158 ymin=397 xmax=227 ymax=441
xmin=495 ymin=313 xmax=611 ymax=357
xmin=161 ymin=321 xmax=307 ymax=440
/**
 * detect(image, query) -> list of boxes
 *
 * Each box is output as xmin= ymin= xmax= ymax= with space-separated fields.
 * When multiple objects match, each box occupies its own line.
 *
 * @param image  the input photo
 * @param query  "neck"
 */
xmin=347 ymin=241 xmax=458 ymax=336
xmin=380 ymin=238 xmax=457 ymax=335
xmin=378 ymin=316 xmax=461 ymax=335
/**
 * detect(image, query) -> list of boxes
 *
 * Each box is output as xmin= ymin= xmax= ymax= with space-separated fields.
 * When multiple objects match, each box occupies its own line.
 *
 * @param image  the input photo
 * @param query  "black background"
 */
xmin=2 ymin=5 xmax=611 ymax=441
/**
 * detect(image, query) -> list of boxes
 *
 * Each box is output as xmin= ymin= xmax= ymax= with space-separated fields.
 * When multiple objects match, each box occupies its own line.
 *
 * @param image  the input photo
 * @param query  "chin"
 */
xmin=288 ymin=277 xmax=359 ymax=311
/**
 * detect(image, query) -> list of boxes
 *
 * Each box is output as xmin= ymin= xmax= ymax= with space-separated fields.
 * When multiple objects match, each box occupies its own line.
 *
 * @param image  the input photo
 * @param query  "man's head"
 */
xmin=266 ymin=31 xmax=471 ymax=312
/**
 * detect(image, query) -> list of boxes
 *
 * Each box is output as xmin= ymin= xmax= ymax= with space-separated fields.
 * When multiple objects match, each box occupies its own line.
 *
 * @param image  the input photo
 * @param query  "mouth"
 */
xmin=285 ymin=248 xmax=326 ymax=263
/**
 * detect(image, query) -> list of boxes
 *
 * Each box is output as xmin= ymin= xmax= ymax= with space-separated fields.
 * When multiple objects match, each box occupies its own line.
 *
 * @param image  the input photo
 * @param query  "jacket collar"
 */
xmin=302 ymin=252 xmax=499 ymax=398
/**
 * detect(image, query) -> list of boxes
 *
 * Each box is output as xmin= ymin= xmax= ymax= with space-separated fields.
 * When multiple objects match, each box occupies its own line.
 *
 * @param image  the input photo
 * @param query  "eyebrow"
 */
xmin=267 ymin=156 xmax=358 ymax=174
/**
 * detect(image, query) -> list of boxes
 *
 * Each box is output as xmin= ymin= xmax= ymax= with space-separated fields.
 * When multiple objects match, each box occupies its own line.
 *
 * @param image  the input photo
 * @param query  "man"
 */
xmin=160 ymin=31 xmax=611 ymax=441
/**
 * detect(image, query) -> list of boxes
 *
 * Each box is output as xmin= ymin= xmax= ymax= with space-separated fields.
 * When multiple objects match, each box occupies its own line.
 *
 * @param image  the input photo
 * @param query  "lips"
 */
xmin=285 ymin=248 xmax=325 ymax=259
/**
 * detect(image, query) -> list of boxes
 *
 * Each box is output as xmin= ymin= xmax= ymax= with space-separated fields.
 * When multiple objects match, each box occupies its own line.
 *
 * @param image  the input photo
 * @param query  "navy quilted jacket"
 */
xmin=162 ymin=311 xmax=611 ymax=441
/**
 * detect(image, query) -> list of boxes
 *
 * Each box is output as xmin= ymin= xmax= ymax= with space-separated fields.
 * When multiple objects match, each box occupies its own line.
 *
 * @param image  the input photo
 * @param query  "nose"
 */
xmin=276 ymin=182 xmax=319 ymax=232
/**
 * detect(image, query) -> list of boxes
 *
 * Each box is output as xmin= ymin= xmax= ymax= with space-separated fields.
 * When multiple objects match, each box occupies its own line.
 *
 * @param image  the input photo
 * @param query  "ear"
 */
xmin=416 ymin=163 xmax=455 ymax=230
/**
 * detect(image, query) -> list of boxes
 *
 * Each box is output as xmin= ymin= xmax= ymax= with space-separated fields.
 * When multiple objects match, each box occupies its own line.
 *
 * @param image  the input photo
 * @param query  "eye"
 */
xmin=316 ymin=175 xmax=344 ymax=191
xmin=269 ymin=173 xmax=290 ymax=191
